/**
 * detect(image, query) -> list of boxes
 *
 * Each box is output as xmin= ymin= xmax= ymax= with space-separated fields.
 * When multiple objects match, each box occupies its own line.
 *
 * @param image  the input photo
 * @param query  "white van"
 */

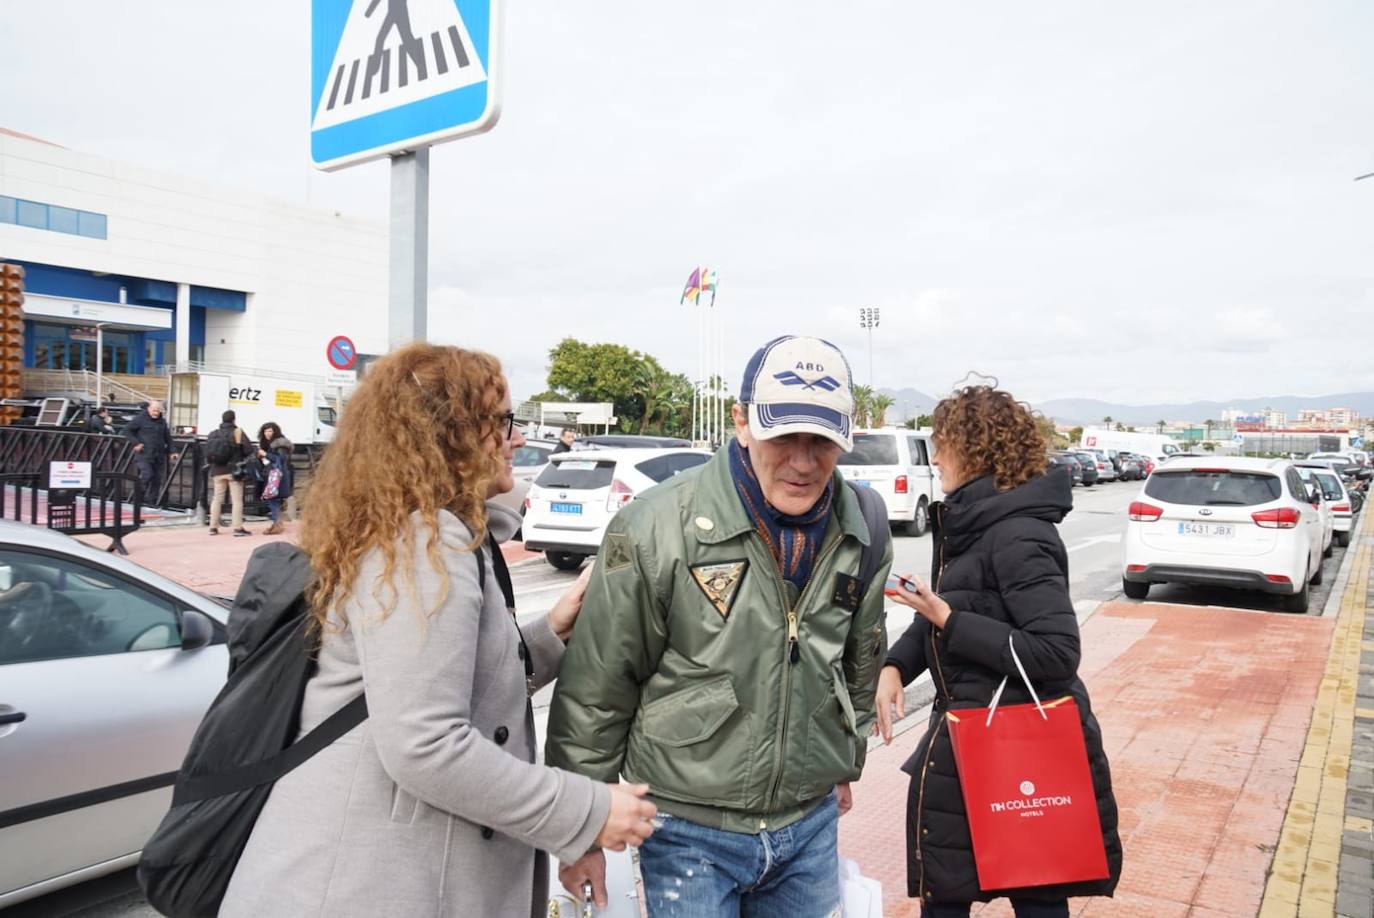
xmin=836 ymin=429 xmax=943 ymax=536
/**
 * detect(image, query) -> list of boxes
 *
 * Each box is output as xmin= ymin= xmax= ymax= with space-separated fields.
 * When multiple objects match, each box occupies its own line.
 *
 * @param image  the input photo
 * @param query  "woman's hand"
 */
xmin=595 ymin=782 xmax=657 ymax=851
xmin=887 ymin=574 xmax=953 ymax=630
xmin=873 ymin=665 xmax=906 ymax=744
xmin=547 ymin=561 xmax=595 ymax=642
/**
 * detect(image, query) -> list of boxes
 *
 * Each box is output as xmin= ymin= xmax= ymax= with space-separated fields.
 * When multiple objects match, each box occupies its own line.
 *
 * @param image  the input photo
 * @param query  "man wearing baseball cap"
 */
xmin=548 ymin=335 xmax=892 ymax=916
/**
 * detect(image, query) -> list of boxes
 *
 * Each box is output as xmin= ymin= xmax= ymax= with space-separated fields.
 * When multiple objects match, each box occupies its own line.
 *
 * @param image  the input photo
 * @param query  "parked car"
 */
xmin=1116 ymin=452 xmax=1146 ymax=481
xmin=574 ymin=434 xmax=693 ymax=450
xmin=523 ymin=447 xmax=712 ymax=570
xmin=1049 ymin=452 xmax=1083 ymax=486
xmin=492 ymin=437 xmax=559 ymax=517
xmin=1072 ymin=451 xmax=1101 ymax=486
xmin=1306 ymin=452 xmax=1357 ymax=476
xmin=1296 ymin=462 xmax=1353 ymax=547
xmin=1120 ymin=457 xmax=1328 ymax=613
xmin=0 ymin=521 xmax=230 ymax=908
xmin=835 ymin=429 xmax=943 ymax=536
xmin=1085 ymin=448 xmax=1119 ymax=482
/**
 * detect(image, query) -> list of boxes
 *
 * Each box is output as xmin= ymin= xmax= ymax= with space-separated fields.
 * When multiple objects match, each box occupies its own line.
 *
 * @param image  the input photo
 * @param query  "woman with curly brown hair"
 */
xmin=873 ymin=382 xmax=1122 ymax=917
xmin=220 ymin=343 xmax=657 ymax=918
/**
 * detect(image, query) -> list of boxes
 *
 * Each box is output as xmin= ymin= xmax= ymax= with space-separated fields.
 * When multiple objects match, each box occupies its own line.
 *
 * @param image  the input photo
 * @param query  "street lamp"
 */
xmin=857 ymin=307 xmax=880 ymax=386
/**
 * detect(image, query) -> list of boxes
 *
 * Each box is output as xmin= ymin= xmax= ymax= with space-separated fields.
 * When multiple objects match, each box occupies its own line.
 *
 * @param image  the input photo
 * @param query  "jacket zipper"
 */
xmin=916 ymin=504 xmax=952 ymax=899
xmin=763 ymin=532 xmax=844 ymax=811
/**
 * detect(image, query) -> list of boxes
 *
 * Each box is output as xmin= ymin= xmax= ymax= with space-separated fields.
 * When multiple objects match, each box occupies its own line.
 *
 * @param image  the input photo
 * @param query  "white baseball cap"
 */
xmin=738 ymin=335 xmax=856 ymax=452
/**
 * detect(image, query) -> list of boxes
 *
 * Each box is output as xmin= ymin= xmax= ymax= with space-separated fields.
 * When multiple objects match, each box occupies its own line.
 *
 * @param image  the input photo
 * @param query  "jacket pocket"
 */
xmin=627 ymin=675 xmax=752 ymax=807
xmin=639 ymin=675 xmax=740 ymax=747
xmin=798 ymin=665 xmax=859 ymax=799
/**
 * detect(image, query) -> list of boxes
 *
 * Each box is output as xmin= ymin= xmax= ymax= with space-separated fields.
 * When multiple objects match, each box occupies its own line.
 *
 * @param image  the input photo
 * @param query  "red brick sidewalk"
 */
xmin=78 ymin=522 xmax=540 ymax=596
xmin=839 ymin=602 xmax=1334 ymax=917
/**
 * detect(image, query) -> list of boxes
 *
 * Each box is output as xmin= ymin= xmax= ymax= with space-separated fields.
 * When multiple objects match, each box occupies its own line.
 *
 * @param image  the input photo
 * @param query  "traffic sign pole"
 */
xmin=389 ymin=147 xmax=430 ymax=349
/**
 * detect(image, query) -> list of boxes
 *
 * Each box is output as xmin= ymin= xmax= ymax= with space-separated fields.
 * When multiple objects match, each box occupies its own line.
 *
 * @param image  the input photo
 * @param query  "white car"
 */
xmin=492 ymin=437 xmax=559 ymax=517
xmin=1296 ymin=462 xmax=1354 ymax=547
xmin=0 ymin=521 xmax=230 ymax=907
xmin=1121 ymin=457 xmax=1327 ymax=613
xmin=523 ymin=447 xmax=712 ymax=570
xmin=835 ymin=429 xmax=943 ymax=536
xmin=1087 ymin=449 xmax=1120 ymax=482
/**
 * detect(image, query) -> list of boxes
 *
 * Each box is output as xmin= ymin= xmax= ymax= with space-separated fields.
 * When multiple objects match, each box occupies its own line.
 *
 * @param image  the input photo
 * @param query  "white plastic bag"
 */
xmin=839 ymin=857 xmax=883 ymax=918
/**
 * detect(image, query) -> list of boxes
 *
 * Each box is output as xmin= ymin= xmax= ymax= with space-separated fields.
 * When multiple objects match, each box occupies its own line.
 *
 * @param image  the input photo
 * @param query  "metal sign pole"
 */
xmin=389 ymin=147 xmax=430 ymax=349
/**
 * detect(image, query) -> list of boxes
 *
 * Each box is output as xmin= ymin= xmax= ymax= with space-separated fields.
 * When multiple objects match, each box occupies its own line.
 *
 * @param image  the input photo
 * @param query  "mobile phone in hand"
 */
xmin=883 ymin=574 xmax=919 ymax=598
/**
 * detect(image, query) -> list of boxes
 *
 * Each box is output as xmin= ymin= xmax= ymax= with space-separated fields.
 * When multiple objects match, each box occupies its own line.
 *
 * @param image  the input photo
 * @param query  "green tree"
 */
xmin=852 ymin=385 xmax=874 ymax=428
xmin=1204 ymin=419 xmax=1215 ymax=440
xmin=870 ymin=394 xmax=895 ymax=428
xmin=1069 ymin=425 xmax=1084 ymax=445
xmin=1102 ymin=415 xmax=1113 ymax=427
xmin=915 ymin=413 xmax=934 ymax=429
xmin=1202 ymin=442 xmax=1217 ymax=452
xmin=547 ymin=338 xmax=652 ymax=432
xmin=1157 ymin=419 xmax=1167 ymax=434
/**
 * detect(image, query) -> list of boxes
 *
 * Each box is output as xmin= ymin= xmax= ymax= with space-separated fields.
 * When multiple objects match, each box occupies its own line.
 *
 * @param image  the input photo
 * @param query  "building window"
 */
xmin=0 ymin=195 xmax=108 ymax=240
xmin=16 ymin=199 xmax=46 ymax=229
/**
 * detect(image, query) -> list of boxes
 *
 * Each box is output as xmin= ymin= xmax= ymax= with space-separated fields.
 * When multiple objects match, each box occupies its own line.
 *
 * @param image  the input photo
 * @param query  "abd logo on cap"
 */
xmin=773 ymin=370 xmax=843 ymax=392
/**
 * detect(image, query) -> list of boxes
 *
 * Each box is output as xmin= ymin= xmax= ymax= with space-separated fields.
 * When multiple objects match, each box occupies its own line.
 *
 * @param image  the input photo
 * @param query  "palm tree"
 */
xmin=1204 ymin=419 xmax=1215 ymax=440
xmin=870 ymin=394 xmax=895 ymax=428
xmin=1102 ymin=415 xmax=1113 ymax=428
xmin=1156 ymin=419 xmax=1167 ymax=435
xmin=852 ymin=385 xmax=874 ymax=428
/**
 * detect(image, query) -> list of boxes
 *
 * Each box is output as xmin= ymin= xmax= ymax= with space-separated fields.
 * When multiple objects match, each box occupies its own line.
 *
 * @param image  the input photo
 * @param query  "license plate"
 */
xmin=550 ymin=502 xmax=582 ymax=515
xmin=1178 ymin=521 xmax=1234 ymax=538
xmin=851 ymin=479 xmax=872 ymax=488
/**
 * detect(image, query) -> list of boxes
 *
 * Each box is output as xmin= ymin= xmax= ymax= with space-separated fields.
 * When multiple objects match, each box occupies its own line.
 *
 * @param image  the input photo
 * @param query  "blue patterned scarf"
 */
xmin=729 ymin=439 xmax=834 ymax=596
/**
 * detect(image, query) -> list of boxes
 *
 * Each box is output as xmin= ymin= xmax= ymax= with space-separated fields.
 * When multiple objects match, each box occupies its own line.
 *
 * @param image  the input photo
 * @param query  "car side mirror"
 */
xmin=180 ymin=608 xmax=215 ymax=651
xmin=1308 ymin=486 xmax=1322 ymax=505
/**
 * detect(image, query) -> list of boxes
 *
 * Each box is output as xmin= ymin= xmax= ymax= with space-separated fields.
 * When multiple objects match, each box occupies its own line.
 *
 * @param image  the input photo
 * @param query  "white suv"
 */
xmin=522 ymin=447 xmax=711 ymax=570
xmin=835 ymin=429 xmax=943 ymax=536
xmin=1295 ymin=462 xmax=1353 ymax=548
xmin=1121 ymin=457 xmax=1327 ymax=613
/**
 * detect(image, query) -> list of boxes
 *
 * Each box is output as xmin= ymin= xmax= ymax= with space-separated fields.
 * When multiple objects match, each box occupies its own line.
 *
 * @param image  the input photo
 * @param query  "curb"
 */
xmin=1322 ymin=521 xmax=1365 ymax=618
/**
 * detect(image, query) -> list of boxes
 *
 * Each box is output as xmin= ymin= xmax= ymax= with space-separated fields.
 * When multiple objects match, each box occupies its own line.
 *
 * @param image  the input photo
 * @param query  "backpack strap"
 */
xmin=846 ymin=480 xmax=890 ymax=588
xmin=172 ymin=541 xmax=499 ymax=807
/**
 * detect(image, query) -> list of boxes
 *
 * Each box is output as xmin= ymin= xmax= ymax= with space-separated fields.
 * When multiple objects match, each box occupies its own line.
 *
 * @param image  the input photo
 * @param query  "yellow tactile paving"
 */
xmin=1260 ymin=507 xmax=1372 ymax=918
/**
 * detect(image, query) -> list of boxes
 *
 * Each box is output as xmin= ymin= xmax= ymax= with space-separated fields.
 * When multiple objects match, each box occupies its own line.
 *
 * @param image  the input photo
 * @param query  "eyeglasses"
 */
xmin=493 ymin=411 xmax=516 ymax=440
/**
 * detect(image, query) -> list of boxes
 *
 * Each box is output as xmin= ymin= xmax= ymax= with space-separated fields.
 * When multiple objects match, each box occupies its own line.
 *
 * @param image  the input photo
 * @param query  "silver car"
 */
xmin=0 ymin=520 xmax=230 ymax=907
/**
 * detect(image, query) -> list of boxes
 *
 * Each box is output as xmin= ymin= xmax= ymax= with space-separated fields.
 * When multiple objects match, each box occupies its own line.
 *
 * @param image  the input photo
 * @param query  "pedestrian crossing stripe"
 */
xmin=310 ymin=0 xmax=500 ymax=171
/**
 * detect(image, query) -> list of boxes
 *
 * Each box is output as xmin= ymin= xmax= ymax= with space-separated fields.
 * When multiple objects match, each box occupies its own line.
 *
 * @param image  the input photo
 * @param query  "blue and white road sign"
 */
xmin=311 ymin=0 xmax=501 ymax=171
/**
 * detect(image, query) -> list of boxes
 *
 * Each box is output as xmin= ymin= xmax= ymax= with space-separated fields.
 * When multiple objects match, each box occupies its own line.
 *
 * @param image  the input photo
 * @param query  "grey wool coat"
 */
xmin=220 ymin=503 xmax=611 ymax=918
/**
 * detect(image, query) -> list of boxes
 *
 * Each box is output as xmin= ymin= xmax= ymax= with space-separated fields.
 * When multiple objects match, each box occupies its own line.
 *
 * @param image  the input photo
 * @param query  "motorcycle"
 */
xmin=1342 ymin=468 xmax=1370 ymax=514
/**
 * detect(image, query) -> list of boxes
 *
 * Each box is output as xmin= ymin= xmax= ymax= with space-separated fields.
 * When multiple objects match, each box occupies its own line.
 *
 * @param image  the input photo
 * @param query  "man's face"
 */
xmin=561 ymin=429 xmax=576 ymax=446
xmin=147 ymin=402 xmax=162 ymax=418
xmin=732 ymin=404 xmax=843 ymax=515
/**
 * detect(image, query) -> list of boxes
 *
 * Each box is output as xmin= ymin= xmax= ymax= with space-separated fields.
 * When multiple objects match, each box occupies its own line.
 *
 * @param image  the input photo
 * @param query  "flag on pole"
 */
xmin=681 ymin=267 xmax=703 ymax=306
xmin=700 ymin=268 xmax=718 ymax=305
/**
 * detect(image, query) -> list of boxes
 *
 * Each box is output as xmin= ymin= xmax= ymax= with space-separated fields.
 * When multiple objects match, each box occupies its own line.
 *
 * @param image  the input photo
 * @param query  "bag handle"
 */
xmin=985 ymin=634 xmax=1046 ymax=726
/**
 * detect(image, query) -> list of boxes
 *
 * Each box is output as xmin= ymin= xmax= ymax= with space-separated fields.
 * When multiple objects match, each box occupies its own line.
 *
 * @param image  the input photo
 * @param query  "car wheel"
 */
xmin=546 ymin=551 xmax=586 ymax=572
xmin=1324 ymin=539 xmax=1334 ymax=559
xmin=903 ymin=499 xmax=929 ymax=537
xmin=1336 ymin=531 xmax=1351 ymax=547
xmin=1122 ymin=578 xmax=1150 ymax=600
xmin=1283 ymin=576 xmax=1310 ymax=614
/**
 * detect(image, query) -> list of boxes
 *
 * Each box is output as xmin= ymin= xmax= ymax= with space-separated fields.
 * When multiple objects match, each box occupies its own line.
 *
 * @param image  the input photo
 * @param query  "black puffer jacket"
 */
xmin=886 ymin=470 xmax=1122 ymax=905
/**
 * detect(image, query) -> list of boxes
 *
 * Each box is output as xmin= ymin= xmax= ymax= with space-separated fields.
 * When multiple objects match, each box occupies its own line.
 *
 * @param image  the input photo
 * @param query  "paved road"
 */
xmin=14 ymin=479 xmax=1349 ymax=916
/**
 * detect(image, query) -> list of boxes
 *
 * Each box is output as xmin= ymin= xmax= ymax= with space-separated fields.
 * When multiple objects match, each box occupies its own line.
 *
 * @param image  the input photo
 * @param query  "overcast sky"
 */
xmin=3 ymin=1 xmax=1372 ymax=406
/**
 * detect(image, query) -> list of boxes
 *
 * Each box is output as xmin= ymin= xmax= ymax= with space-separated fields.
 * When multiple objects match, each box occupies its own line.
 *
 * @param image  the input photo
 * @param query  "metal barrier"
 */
xmin=0 ymin=471 xmax=144 ymax=554
xmin=0 ymin=424 xmax=324 ymax=522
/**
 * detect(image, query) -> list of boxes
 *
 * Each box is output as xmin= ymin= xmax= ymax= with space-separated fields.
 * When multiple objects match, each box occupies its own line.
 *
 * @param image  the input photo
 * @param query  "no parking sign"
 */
xmin=326 ymin=335 xmax=357 ymax=371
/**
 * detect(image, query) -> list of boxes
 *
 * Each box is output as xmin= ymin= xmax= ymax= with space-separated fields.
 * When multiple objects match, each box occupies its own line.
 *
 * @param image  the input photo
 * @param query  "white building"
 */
xmin=0 ymin=128 xmax=386 ymax=388
xmin=1261 ymin=408 xmax=1287 ymax=429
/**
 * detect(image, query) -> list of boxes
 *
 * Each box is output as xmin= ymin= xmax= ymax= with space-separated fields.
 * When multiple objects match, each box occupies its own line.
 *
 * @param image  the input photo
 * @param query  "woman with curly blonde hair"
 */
xmin=220 ymin=343 xmax=657 ymax=918
xmin=873 ymin=381 xmax=1122 ymax=917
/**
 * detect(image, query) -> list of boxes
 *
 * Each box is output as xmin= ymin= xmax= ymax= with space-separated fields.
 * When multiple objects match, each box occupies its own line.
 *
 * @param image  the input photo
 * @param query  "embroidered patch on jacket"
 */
xmin=603 ymin=532 xmax=633 ymax=572
xmin=832 ymin=572 xmax=864 ymax=612
xmin=690 ymin=560 xmax=749 ymax=620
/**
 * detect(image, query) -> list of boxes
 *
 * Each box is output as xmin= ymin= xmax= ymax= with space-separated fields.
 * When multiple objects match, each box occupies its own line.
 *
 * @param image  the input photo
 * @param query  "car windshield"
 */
xmin=837 ymin=434 xmax=899 ymax=466
xmin=1311 ymin=471 xmax=1343 ymax=500
xmin=1144 ymin=470 xmax=1282 ymax=506
xmin=534 ymin=458 xmax=616 ymax=490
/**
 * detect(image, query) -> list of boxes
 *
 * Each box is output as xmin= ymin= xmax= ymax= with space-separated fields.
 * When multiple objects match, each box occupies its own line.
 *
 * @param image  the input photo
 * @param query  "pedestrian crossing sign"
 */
xmin=311 ymin=0 xmax=501 ymax=171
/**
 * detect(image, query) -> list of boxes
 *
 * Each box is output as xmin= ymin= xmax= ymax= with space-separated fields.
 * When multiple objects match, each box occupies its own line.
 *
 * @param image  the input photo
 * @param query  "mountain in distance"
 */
xmin=875 ymin=387 xmax=938 ymax=422
xmin=1035 ymin=392 xmax=1374 ymax=427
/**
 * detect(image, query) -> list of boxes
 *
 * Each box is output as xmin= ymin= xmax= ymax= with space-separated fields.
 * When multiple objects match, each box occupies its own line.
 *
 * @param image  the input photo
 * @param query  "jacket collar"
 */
xmin=689 ymin=445 xmax=870 ymax=548
xmin=934 ymin=471 xmax=1071 ymax=553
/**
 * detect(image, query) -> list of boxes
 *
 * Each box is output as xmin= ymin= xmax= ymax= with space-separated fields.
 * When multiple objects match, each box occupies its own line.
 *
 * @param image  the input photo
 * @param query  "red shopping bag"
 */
xmin=945 ymin=638 xmax=1109 ymax=891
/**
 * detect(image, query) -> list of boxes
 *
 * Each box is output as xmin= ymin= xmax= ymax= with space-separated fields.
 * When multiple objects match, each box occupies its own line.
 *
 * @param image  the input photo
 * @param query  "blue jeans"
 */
xmin=637 ymin=794 xmax=840 ymax=918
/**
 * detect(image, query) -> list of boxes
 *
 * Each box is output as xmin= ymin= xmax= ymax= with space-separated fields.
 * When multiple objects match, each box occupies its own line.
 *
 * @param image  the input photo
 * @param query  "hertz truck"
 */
xmin=1079 ymin=428 xmax=1183 ymax=463
xmin=169 ymin=371 xmax=337 ymax=446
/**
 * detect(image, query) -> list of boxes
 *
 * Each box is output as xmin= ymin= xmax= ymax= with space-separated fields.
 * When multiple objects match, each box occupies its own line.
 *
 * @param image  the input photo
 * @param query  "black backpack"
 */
xmin=204 ymin=427 xmax=237 ymax=465
xmin=137 ymin=540 xmax=504 ymax=917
